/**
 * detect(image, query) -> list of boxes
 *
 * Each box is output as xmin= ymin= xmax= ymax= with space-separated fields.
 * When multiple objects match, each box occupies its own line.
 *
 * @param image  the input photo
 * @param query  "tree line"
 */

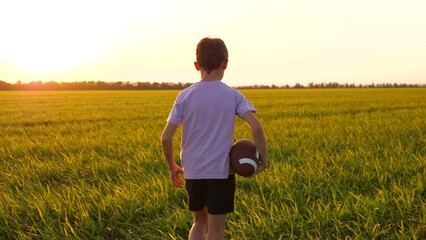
xmin=0 ymin=80 xmax=424 ymax=91
xmin=0 ymin=81 xmax=193 ymax=91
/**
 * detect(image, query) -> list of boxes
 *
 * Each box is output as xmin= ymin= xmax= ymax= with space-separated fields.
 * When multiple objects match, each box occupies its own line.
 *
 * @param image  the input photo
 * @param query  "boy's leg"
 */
xmin=187 ymin=176 xmax=234 ymax=240
xmin=189 ymin=207 xmax=208 ymax=240
xmin=207 ymin=213 xmax=227 ymax=240
xmin=205 ymin=175 xmax=235 ymax=240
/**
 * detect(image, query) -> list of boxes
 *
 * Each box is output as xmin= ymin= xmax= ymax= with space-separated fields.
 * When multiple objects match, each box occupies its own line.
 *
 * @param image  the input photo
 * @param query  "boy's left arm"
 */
xmin=242 ymin=111 xmax=268 ymax=175
xmin=161 ymin=122 xmax=184 ymax=187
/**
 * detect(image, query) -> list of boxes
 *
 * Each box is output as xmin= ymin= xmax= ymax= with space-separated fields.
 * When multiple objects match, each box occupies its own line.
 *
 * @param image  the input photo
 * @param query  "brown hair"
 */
xmin=196 ymin=37 xmax=228 ymax=74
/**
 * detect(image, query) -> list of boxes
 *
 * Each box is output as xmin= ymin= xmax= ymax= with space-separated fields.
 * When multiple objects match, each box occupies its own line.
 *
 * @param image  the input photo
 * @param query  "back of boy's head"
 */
xmin=196 ymin=37 xmax=228 ymax=74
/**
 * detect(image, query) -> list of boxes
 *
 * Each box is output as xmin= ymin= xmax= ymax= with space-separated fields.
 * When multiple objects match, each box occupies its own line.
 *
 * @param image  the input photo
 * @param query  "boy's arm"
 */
xmin=161 ymin=122 xmax=184 ymax=187
xmin=242 ymin=111 xmax=268 ymax=175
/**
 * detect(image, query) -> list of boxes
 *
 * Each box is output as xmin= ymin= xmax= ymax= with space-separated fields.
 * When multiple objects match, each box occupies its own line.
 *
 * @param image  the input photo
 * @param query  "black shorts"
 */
xmin=185 ymin=175 xmax=236 ymax=215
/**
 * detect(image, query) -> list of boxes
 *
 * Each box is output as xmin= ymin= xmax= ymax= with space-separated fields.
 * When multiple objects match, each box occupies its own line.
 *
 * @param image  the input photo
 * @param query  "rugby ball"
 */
xmin=230 ymin=139 xmax=259 ymax=177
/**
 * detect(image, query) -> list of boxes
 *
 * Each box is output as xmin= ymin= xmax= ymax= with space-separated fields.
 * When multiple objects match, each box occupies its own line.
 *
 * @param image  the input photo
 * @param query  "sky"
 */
xmin=1 ymin=0 xmax=425 ymax=87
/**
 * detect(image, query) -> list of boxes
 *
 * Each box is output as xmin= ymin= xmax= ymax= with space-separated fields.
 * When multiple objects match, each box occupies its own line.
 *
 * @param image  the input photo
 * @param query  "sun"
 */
xmin=0 ymin=4 xmax=108 ymax=75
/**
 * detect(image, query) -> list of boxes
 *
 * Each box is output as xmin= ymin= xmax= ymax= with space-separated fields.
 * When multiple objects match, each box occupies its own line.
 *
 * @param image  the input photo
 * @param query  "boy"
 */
xmin=161 ymin=37 xmax=267 ymax=240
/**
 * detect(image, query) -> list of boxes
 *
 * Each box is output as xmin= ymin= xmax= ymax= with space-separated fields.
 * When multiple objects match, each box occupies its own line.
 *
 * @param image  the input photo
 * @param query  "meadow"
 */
xmin=0 ymin=88 xmax=425 ymax=239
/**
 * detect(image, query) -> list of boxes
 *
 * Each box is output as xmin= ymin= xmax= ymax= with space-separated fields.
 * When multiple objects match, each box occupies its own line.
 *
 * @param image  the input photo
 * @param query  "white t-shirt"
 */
xmin=167 ymin=80 xmax=255 ymax=179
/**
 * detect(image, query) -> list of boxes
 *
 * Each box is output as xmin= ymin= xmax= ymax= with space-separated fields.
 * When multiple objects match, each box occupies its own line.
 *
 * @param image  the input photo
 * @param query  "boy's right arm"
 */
xmin=242 ymin=111 xmax=268 ymax=175
xmin=161 ymin=122 xmax=184 ymax=187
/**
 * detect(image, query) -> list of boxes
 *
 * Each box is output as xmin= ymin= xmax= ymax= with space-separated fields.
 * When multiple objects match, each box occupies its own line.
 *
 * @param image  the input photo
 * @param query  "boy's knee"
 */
xmin=193 ymin=209 xmax=208 ymax=227
xmin=194 ymin=214 xmax=208 ymax=226
xmin=207 ymin=214 xmax=227 ymax=239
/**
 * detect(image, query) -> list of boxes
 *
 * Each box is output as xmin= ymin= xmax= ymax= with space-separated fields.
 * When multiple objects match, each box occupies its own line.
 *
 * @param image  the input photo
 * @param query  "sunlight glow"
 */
xmin=0 ymin=0 xmax=425 ymax=85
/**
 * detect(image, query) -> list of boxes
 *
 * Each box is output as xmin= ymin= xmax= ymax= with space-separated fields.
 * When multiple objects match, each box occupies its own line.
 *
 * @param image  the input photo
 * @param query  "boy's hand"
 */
xmin=170 ymin=164 xmax=184 ymax=187
xmin=252 ymin=155 xmax=268 ymax=177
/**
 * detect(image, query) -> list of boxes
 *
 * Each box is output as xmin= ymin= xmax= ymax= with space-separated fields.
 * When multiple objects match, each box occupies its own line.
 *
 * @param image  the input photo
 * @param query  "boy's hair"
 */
xmin=196 ymin=37 xmax=228 ymax=74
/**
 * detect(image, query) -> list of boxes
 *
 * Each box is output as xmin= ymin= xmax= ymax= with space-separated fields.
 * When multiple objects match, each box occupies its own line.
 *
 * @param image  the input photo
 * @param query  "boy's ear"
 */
xmin=222 ymin=60 xmax=228 ymax=70
xmin=194 ymin=61 xmax=201 ymax=71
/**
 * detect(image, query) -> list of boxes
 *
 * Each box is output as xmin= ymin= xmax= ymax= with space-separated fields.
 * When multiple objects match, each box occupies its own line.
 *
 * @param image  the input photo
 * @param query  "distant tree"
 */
xmin=0 ymin=80 xmax=13 ymax=90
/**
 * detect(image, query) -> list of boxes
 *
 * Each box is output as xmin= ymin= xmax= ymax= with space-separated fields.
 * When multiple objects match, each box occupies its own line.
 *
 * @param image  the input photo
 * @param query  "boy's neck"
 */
xmin=200 ymin=69 xmax=224 ymax=82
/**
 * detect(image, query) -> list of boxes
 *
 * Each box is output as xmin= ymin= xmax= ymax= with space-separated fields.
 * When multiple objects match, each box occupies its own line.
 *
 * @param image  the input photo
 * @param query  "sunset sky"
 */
xmin=1 ymin=0 xmax=425 ymax=86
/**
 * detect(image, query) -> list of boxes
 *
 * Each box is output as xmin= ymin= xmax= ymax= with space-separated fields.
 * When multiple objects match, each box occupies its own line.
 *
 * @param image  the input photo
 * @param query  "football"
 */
xmin=230 ymin=139 xmax=260 ymax=177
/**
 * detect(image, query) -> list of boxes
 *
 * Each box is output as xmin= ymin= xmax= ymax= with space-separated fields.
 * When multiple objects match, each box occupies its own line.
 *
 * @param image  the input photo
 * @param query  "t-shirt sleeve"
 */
xmin=167 ymin=94 xmax=183 ymax=126
xmin=235 ymin=91 xmax=256 ymax=118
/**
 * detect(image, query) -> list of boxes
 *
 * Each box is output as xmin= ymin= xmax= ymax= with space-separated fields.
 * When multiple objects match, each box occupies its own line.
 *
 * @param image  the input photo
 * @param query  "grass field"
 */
xmin=0 ymin=89 xmax=425 ymax=239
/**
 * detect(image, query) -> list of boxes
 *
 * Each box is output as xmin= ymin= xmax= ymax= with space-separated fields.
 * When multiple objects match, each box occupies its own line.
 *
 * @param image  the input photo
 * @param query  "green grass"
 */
xmin=0 ymin=89 xmax=425 ymax=239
